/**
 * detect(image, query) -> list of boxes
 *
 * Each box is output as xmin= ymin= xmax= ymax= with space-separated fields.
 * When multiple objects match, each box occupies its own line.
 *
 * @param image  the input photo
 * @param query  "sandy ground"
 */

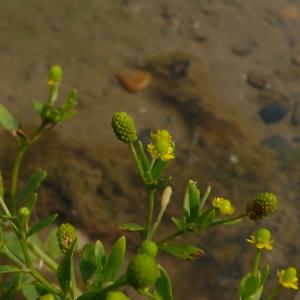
xmin=1 ymin=0 xmax=300 ymax=299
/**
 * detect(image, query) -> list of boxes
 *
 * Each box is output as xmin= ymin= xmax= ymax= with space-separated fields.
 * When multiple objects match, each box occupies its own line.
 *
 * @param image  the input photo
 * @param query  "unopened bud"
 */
xmin=161 ymin=186 xmax=172 ymax=210
xmin=57 ymin=223 xmax=77 ymax=254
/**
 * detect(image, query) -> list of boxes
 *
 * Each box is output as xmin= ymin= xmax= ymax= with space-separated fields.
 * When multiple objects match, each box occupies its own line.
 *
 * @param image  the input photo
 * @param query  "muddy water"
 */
xmin=1 ymin=1 xmax=300 ymax=299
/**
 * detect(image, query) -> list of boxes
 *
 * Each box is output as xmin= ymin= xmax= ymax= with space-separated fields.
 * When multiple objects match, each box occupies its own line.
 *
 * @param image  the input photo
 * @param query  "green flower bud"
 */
xmin=48 ymin=65 xmax=63 ymax=84
xmin=283 ymin=267 xmax=297 ymax=282
xmin=139 ymin=240 xmax=158 ymax=258
xmin=57 ymin=223 xmax=77 ymax=254
xmin=18 ymin=207 xmax=30 ymax=227
xmin=246 ymin=192 xmax=278 ymax=220
xmin=106 ymin=291 xmax=130 ymax=300
xmin=40 ymin=294 xmax=56 ymax=300
xmin=127 ymin=253 xmax=159 ymax=290
xmin=255 ymin=228 xmax=271 ymax=244
xmin=111 ymin=112 xmax=137 ymax=144
xmin=0 ymin=172 xmax=3 ymax=198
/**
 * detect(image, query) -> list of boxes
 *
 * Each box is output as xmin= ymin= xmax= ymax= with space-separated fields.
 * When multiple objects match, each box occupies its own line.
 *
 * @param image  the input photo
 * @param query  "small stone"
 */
xmin=231 ymin=40 xmax=256 ymax=56
xmin=279 ymin=5 xmax=299 ymax=20
xmin=246 ymin=72 xmax=271 ymax=90
xmin=262 ymin=135 xmax=292 ymax=160
xmin=291 ymin=55 xmax=300 ymax=67
xmin=168 ymin=59 xmax=191 ymax=79
xmin=229 ymin=154 xmax=239 ymax=164
xmin=292 ymin=136 xmax=300 ymax=143
xmin=258 ymin=101 xmax=289 ymax=124
xmin=194 ymin=33 xmax=207 ymax=42
xmin=116 ymin=70 xmax=152 ymax=93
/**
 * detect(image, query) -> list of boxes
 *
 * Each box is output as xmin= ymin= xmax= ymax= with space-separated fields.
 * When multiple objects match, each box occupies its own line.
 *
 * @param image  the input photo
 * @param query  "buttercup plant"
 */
xmin=0 ymin=66 xmax=297 ymax=300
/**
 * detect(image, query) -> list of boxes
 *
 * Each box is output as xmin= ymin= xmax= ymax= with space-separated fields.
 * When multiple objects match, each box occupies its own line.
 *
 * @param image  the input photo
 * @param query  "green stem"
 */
xmin=27 ymin=241 xmax=58 ymax=272
xmin=146 ymin=189 xmax=155 ymax=240
xmin=0 ymin=244 xmax=26 ymax=269
xmin=158 ymin=230 xmax=184 ymax=246
xmin=252 ymin=249 xmax=262 ymax=275
xmin=0 ymin=196 xmax=12 ymax=216
xmin=20 ymin=235 xmax=33 ymax=269
xmin=10 ymin=144 xmax=27 ymax=213
xmin=129 ymin=142 xmax=144 ymax=179
xmin=265 ymin=285 xmax=282 ymax=300
xmin=148 ymin=201 xmax=168 ymax=240
xmin=209 ymin=213 xmax=247 ymax=227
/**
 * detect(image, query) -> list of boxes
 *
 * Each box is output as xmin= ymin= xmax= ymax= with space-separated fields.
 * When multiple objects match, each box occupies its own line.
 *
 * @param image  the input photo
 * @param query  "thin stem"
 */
xmin=252 ymin=249 xmax=262 ymax=275
xmin=209 ymin=213 xmax=247 ymax=227
xmin=146 ymin=189 xmax=155 ymax=240
xmin=10 ymin=144 xmax=27 ymax=213
xmin=27 ymin=241 xmax=58 ymax=272
xmin=129 ymin=142 xmax=144 ymax=179
xmin=265 ymin=285 xmax=282 ymax=300
xmin=0 ymin=244 xmax=26 ymax=269
xmin=158 ymin=230 xmax=184 ymax=246
xmin=0 ymin=196 xmax=11 ymax=216
xmin=148 ymin=201 xmax=168 ymax=240
xmin=19 ymin=235 xmax=33 ymax=269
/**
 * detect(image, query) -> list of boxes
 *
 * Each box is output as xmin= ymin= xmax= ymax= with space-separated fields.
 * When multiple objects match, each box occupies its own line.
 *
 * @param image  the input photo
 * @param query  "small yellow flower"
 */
xmin=246 ymin=228 xmax=273 ymax=250
xmin=277 ymin=267 xmax=298 ymax=290
xmin=212 ymin=197 xmax=235 ymax=215
xmin=147 ymin=130 xmax=175 ymax=161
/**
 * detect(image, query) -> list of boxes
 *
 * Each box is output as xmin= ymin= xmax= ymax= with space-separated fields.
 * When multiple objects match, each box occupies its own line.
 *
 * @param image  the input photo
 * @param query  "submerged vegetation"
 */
xmin=0 ymin=66 xmax=297 ymax=299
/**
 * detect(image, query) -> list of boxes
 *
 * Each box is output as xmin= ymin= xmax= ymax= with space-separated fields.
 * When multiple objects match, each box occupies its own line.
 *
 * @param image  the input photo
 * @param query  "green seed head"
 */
xmin=57 ymin=223 xmax=77 ymax=254
xmin=139 ymin=240 xmax=158 ymax=258
xmin=255 ymin=228 xmax=271 ymax=243
xmin=48 ymin=65 xmax=63 ymax=83
xmin=111 ymin=112 xmax=137 ymax=144
xmin=40 ymin=294 xmax=56 ymax=300
xmin=127 ymin=253 xmax=159 ymax=290
xmin=247 ymin=192 xmax=278 ymax=220
xmin=283 ymin=267 xmax=297 ymax=282
xmin=106 ymin=291 xmax=130 ymax=300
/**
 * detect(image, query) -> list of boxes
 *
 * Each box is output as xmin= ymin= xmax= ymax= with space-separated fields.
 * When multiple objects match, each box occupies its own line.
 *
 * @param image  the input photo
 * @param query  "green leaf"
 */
xmin=171 ymin=217 xmax=185 ymax=231
xmin=0 ymin=265 xmax=22 ymax=274
xmin=239 ymin=273 xmax=261 ymax=299
xmin=187 ymin=180 xmax=200 ymax=221
xmin=80 ymin=244 xmax=97 ymax=285
xmin=17 ymin=170 xmax=47 ymax=204
xmin=22 ymin=284 xmax=39 ymax=300
xmin=219 ymin=218 xmax=242 ymax=225
xmin=137 ymin=140 xmax=150 ymax=173
xmin=45 ymin=227 xmax=62 ymax=259
xmin=155 ymin=265 xmax=173 ymax=300
xmin=119 ymin=223 xmax=146 ymax=231
xmin=0 ymin=104 xmax=19 ymax=132
xmin=197 ymin=208 xmax=216 ymax=229
xmin=57 ymin=239 xmax=77 ymax=293
xmin=151 ymin=159 xmax=167 ymax=181
xmin=159 ymin=244 xmax=205 ymax=260
xmin=28 ymin=214 xmax=58 ymax=236
xmin=104 ymin=236 xmax=126 ymax=281
xmin=32 ymin=101 xmax=44 ymax=115
xmin=26 ymin=193 xmax=38 ymax=213
xmin=199 ymin=184 xmax=211 ymax=211
xmin=260 ymin=264 xmax=270 ymax=286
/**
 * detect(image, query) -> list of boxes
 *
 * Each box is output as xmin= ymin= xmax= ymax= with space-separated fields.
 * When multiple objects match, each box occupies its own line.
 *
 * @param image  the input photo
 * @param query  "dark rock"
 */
xmin=258 ymin=101 xmax=289 ymax=124
xmin=292 ymin=136 xmax=300 ymax=143
xmin=262 ymin=135 xmax=292 ymax=160
xmin=168 ymin=59 xmax=191 ymax=79
xmin=194 ymin=33 xmax=207 ymax=42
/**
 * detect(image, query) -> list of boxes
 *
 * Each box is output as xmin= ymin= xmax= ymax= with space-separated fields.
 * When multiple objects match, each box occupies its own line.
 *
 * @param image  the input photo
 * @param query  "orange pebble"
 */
xmin=116 ymin=70 xmax=152 ymax=93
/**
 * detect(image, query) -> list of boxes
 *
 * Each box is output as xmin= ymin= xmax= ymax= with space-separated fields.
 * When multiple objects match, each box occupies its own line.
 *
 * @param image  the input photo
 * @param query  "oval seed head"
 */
xmin=57 ymin=223 xmax=77 ymax=254
xmin=40 ymin=294 xmax=56 ymax=300
xmin=106 ymin=291 xmax=130 ymax=300
xmin=139 ymin=240 xmax=158 ymax=258
xmin=48 ymin=65 xmax=63 ymax=84
xmin=111 ymin=112 xmax=137 ymax=144
xmin=246 ymin=192 xmax=278 ymax=220
xmin=127 ymin=253 xmax=159 ymax=290
xmin=255 ymin=228 xmax=271 ymax=244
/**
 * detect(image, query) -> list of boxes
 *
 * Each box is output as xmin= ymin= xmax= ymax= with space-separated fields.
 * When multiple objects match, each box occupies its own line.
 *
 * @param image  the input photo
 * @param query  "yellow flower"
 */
xmin=246 ymin=228 xmax=273 ymax=250
xmin=147 ymin=130 xmax=175 ymax=161
xmin=212 ymin=197 xmax=235 ymax=215
xmin=277 ymin=267 xmax=298 ymax=290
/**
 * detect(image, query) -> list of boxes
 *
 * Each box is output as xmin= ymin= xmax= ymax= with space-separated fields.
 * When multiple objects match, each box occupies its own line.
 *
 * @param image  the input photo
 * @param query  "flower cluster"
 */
xmin=212 ymin=197 xmax=235 ymax=215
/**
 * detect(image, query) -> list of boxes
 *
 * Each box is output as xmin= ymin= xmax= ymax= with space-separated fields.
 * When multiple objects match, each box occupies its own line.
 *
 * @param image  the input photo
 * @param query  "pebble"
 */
xmin=168 ymin=59 xmax=191 ymax=79
xmin=291 ymin=99 xmax=300 ymax=126
xmin=279 ymin=4 xmax=299 ymax=20
xmin=246 ymin=72 xmax=271 ymax=90
xmin=291 ymin=55 xmax=300 ymax=67
xmin=231 ymin=40 xmax=256 ymax=56
xmin=258 ymin=101 xmax=289 ymax=124
xmin=116 ymin=70 xmax=152 ymax=93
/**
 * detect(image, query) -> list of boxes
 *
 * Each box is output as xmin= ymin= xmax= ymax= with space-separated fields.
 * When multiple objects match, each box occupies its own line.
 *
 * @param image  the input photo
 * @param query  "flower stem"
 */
xmin=252 ymin=249 xmax=262 ymax=275
xmin=129 ymin=142 xmax=144 ymax=179
xmin=265 ymin=285 xmax=282 ymax=300
xmin=158 ymin=230 xmax=184 ymax=246
xmin=209 ymin=213 xmax=247 ymax=227
xmin=146 ymin=188 xmax=155 ymax=240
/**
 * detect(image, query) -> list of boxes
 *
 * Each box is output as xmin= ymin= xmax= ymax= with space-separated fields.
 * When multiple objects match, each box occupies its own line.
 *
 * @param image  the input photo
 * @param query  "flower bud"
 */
xmin=246 ymin=192 xmax=277 ymax=220
xmin=106 ymin=291 xmax=130 ymax=300
xmin=111 ymin=112 xmax=137 ymax=144
xmin=48 ymin=65 xmax=63 ymax=85
xmin=57 ymin=223 xmax=77 ymax=254
xmin=212 ymin=197 xmax=235 ymax=215
xmin=18 ymin=207 xmax=30 ymax=227
xmin=161 ymin=186 xmax=172 ymax=211
xmin=127 ymin=253 xmax=159 ymax=290
xmin=246 ymin=228 xmax=273 ymax=250
xmin=139 ymin=240 xmax=158 ymax=258
xmin=277 ymin=267 xmax=298 ymax=290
